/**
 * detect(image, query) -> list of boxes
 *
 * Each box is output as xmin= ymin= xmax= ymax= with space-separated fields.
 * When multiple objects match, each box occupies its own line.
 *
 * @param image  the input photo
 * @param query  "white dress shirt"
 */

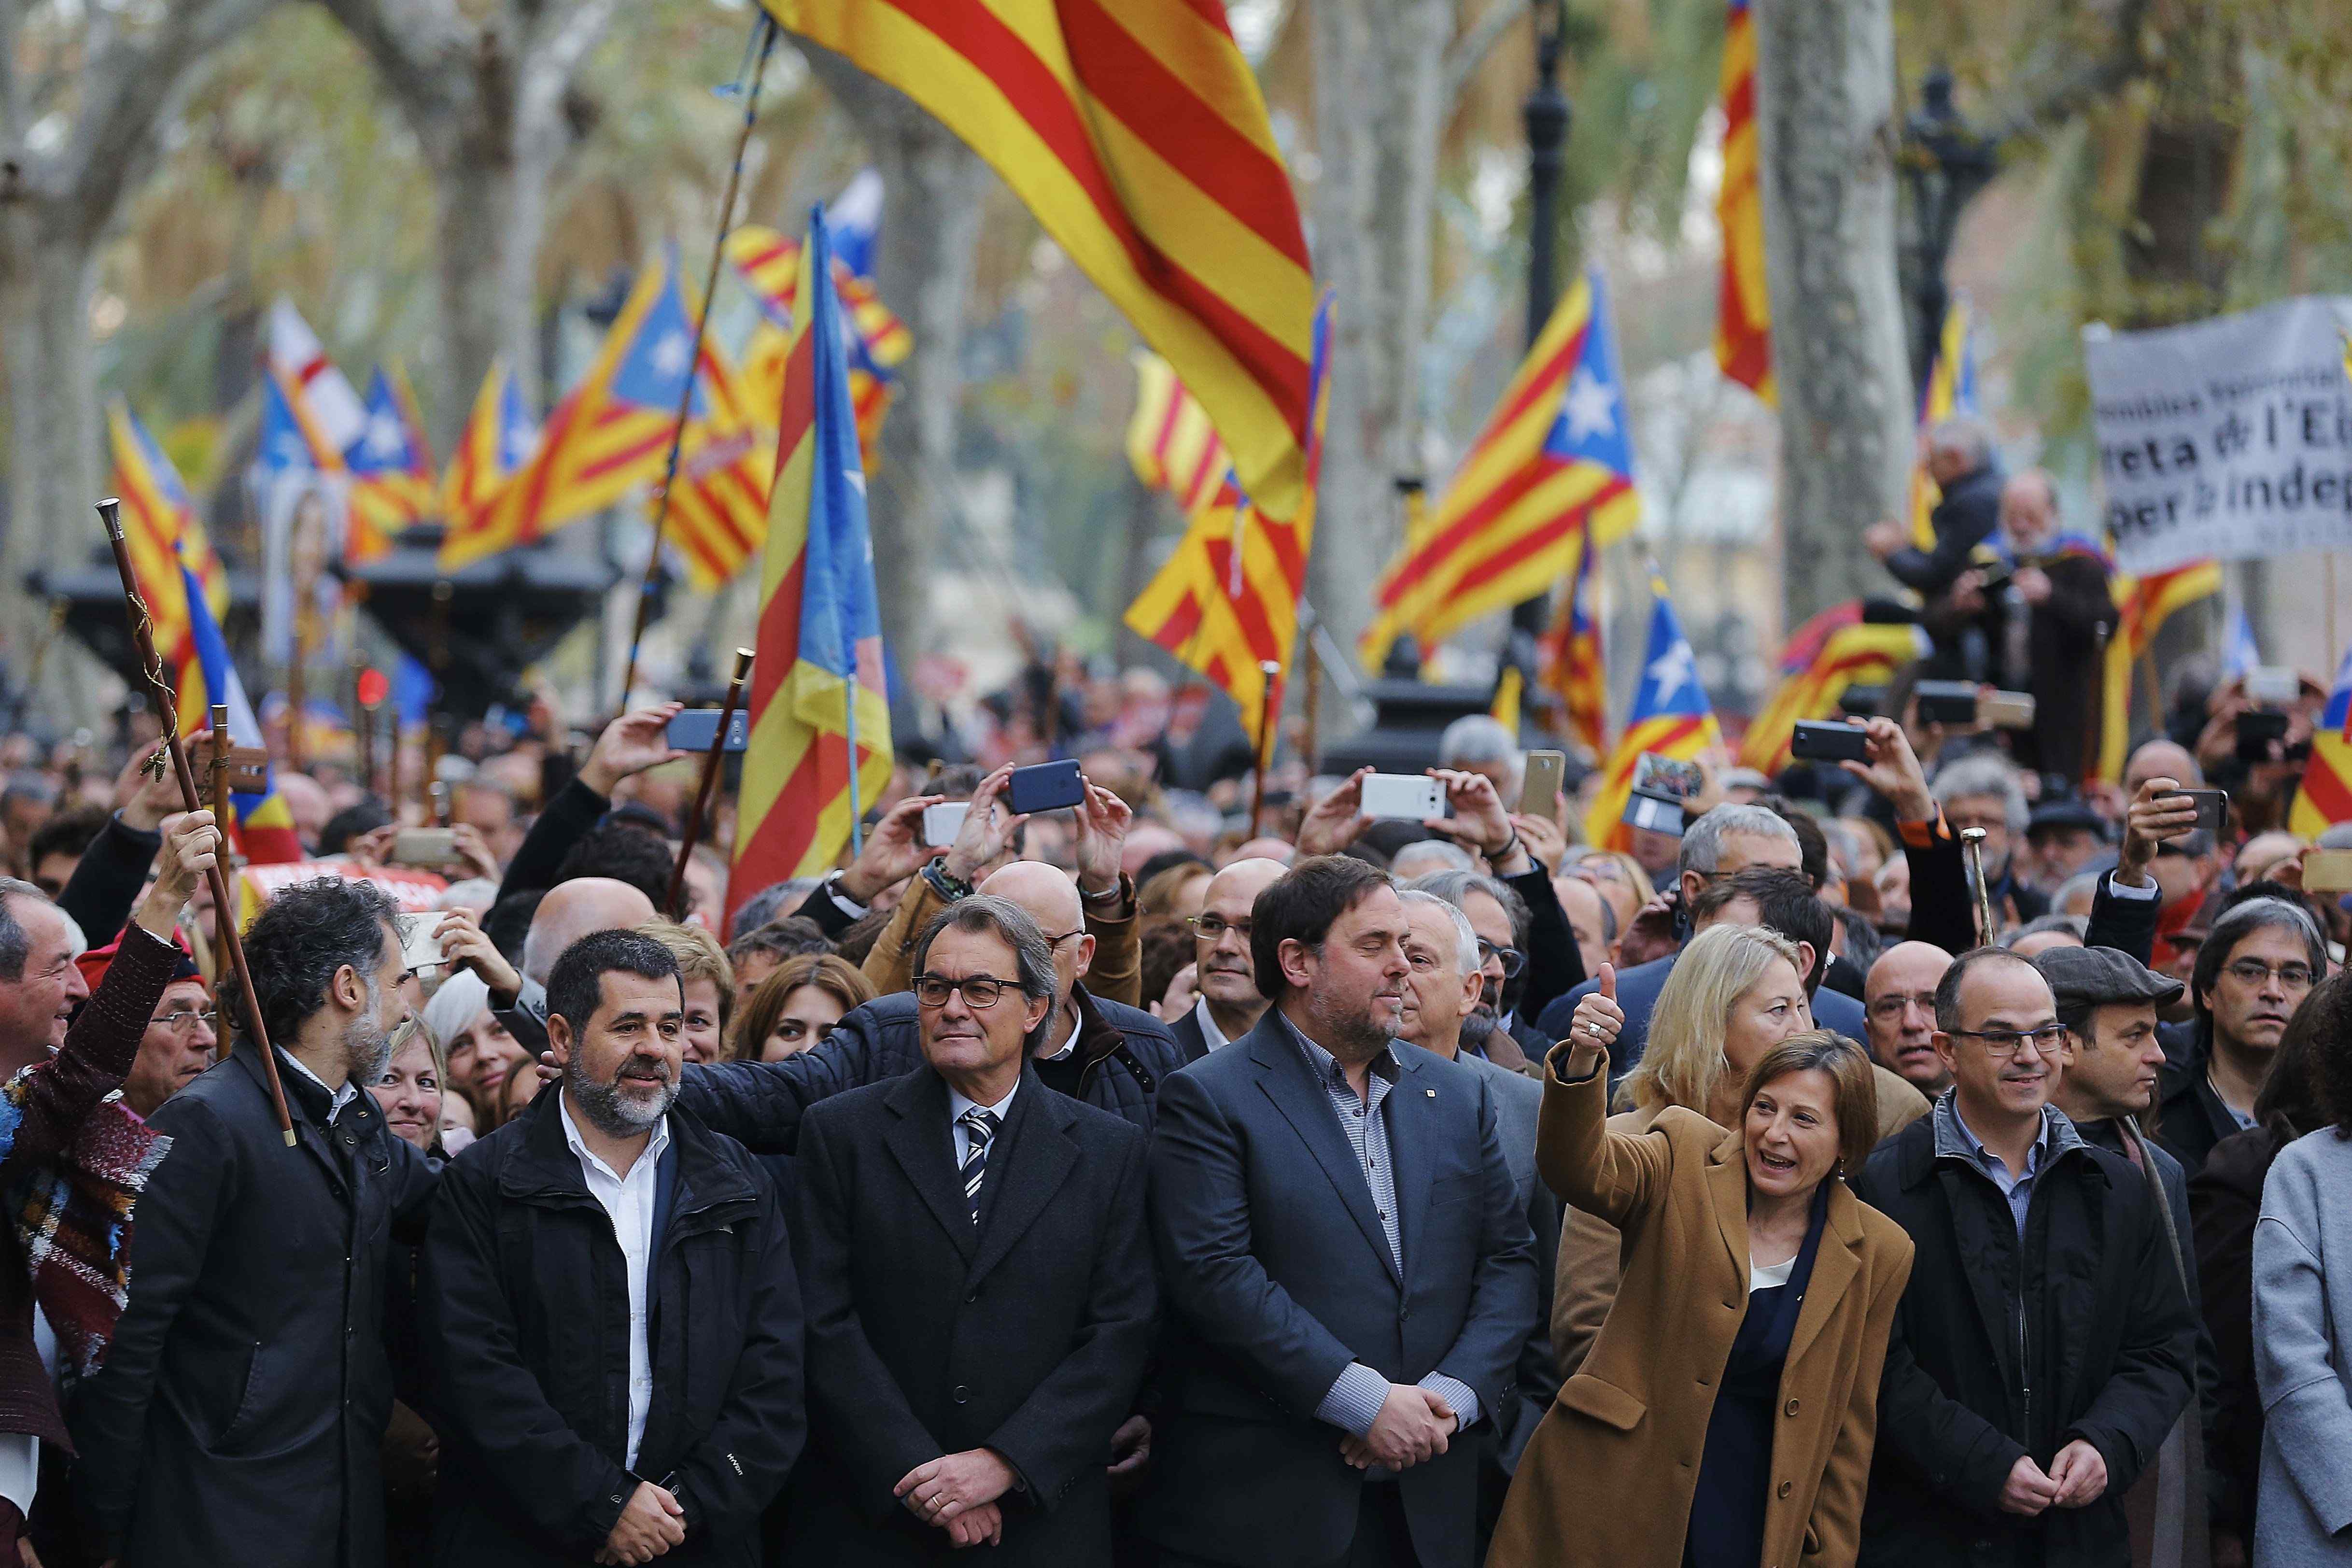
xmin=277 ymin=1049 xmax=360 ymax=1121
xmin=948 ymin=1080 xmax=1020 ymax=1167
xmin=1191 ymin=996 xmax=1232 ymax=1053
xmin=558 ymin=1092 xmax=670 ymax=1469
xmin=1036 ymin=1011 xmax=1082 ymax=1064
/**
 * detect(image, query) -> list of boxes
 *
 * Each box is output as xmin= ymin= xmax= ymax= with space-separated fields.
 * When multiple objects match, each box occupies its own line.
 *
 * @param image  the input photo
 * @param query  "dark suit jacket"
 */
xmin=1170 ymin=1007 xmax=1211 ymax=1066
xmin=1141 ymin=1014 xmax=1538 ymax=1568
xmin=787 ymin=1064 xmax=1156 ymax=1565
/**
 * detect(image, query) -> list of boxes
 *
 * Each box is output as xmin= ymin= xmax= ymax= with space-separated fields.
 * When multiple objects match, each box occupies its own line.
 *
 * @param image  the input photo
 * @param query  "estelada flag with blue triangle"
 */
xmin=344 ymin=366 xmax=435 ymax=556
xmin=1363 ymin=266 xmax=1641 ymax=668
xmin=728 ymin=205 xmax=893 ymax=929
xmin=1585 ymin=579 xmax=1722 ymax=849
xmin=441 ymin=357 xmax=538 ymax=544
xmin=441 ymin=251 xmax=704 ymax=572
xmin=2289 ymin=644 xmax=2352 ymax=837
xmin=176 ymin=551 xmax=304 ymax=865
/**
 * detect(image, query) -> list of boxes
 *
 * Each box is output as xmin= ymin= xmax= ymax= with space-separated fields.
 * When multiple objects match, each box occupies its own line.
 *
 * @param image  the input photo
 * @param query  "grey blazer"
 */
xmin=2252 ymin=1126 xmax=2352 ymax=1566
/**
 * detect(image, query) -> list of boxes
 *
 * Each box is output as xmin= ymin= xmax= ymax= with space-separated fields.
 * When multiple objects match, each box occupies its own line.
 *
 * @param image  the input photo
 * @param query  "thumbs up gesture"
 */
xmin=1560 ymin=963 xmax=1624 ymax=1078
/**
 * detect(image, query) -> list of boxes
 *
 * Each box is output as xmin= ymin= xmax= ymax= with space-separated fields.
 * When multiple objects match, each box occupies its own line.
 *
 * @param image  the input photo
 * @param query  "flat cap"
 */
xmin=2034 ymin=944 xmax=2184 ymax=1013
xmin=2027 ymin=797 xmax=2109 ymax=838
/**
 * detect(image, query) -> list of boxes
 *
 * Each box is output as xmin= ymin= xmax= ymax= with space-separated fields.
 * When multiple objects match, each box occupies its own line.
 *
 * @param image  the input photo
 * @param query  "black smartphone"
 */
xmin=1790 ymin=720 xmax=1872 ymax=763
xmin=2181 ymin=788 xmax=2230 ymax=839
xmin=666 ymin=708 xmax=749 ymax=753
xmin=1914 ymin=680 xmax=1979 ymax=727
xmin=2235 ymin=707 xmax=2289 ymax=764
xmin=1005 ymin=758 xmax=1086 ymax=815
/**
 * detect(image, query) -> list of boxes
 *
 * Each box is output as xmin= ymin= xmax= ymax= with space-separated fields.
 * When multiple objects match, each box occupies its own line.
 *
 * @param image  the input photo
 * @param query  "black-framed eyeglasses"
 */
xmin=148 ymin=1008 xmax=219 ymax=1035
xmin=1477 ymin=939 xmax=1527 ymax=979
xmin=1946 ymin=1023 xmax=2067 ymax=1058
xmin=1187 ymin=914 xmax=1253 ymax=940
xmin=2224 ymin=959 xmax=2315 ymax=990
xmin=914 ymin=974 xmax=1016 ymax=1009
xmin=1040 ymin=928 xmax=1084 ymax=947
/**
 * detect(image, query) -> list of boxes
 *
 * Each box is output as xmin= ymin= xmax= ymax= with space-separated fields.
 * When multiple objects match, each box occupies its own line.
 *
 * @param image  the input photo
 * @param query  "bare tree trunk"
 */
xmin=799 ymin=46 xmax=987 ymax=682
xmin=1308 ymin=0 xmax=1451 ymax=662
xmin=1752 ymin=0 xmax=1913 ymax=625
xmin=321 ymin=0 xmax=617 ymax=440
xmin=1 ymin=232 xmax=99 ymax=575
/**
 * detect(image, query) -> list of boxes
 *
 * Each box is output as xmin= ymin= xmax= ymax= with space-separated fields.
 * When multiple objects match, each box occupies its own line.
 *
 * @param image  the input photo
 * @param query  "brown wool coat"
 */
xmin=1488 ymin=1053 xmax=1914 ymax=1568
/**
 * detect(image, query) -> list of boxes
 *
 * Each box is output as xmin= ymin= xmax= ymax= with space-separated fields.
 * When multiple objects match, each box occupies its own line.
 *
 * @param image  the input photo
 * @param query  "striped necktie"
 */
xmin=958 ymin=1108 xmax=1001 ymax=1226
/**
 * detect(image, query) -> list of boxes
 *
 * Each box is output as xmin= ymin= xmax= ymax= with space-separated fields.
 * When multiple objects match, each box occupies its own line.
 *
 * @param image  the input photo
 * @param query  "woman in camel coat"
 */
xmin=1489 ymin=952 xmax=1915 ymax=1568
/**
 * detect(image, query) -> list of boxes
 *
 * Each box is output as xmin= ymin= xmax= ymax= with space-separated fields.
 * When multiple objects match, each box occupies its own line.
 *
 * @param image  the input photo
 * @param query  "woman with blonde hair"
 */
xmin=1551 ymin=924 xmax=1930 ymax=1375
xmin=1491 ymin=973 xmax=1915 ymax=1568
xmin=639 ymin=918 xmax=735 ymax=1064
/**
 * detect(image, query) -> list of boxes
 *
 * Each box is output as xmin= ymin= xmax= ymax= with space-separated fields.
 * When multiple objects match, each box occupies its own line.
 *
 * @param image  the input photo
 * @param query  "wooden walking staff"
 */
xmin=1960 ymin=827 xmax=1998 ymax=946
xmin=1247 ymin=659 xmax=1281 ymax=840
xmin=207 ymin=708 xmax=237 ymax=1049
xmin=667 ymin=648 xmax=753 ymax=920
xmin=95 ymin=499 xmax=295 ymax=1146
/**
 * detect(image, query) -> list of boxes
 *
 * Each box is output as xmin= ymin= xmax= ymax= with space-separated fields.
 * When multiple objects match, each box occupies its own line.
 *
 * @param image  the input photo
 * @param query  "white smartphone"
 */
xmin=1359 ymin=773 xmax=1444 ymax=820
xmin=922 ymin=801 xmax=971 ymax=847
xmin=395 ymin=913 xmax=446 ymax=974
xmin=2247 ymin=665 xmax=2301 ymax=706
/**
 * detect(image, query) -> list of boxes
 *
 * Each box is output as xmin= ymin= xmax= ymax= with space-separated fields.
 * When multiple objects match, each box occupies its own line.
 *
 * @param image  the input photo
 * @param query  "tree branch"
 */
xmin=1442 ymin=0 xmax=1529 ymax=111
xmin=1990 ymin=0 xmax=2154 ymax=143
xmin=514 ymin=0 xmax=620 ymax=159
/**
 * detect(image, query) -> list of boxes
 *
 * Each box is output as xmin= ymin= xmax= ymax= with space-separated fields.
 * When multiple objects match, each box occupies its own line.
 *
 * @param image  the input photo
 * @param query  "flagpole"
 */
xmin=844 ymin=669 xmax=866 ymax=858
xmin=208 ymin=708 xmax=236 ymax=1050
xmin=620 ymin=14 xmax=779 ymax=706
xmin=1249 ymin=660 xmax=1281 ymax=839
xmin=667 ymin=648 xmax=752 ymax=921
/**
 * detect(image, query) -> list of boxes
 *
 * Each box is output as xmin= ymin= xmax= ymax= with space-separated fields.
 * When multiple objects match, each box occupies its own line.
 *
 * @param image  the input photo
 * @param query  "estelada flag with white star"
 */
xmin=441 ymin=251 xmax=705 ymax=572
xmin=1361 ymin=266 xmax=1641 ymax=669
xmin=728 ymin=206 xmax=893 ymax=929
xmin=344 ymin=366 xmax=435 ymax=562
xmin=1584 ymin=579 xmax=1721 ymax=850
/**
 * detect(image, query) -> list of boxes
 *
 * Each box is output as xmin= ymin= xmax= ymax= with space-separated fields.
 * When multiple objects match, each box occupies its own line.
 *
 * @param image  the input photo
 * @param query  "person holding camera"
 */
xmin=1864 ymin=418 xmax=2006 ymax=681
xmin=1994 ymin=470 xmax=2116 ymax=783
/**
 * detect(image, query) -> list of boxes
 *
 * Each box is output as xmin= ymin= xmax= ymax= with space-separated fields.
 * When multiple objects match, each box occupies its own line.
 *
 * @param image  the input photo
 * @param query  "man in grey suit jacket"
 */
xmin=1142 ymin=857 xmax=1538 ymax=1568
xmin=1393 ymin=891 xmax=1559 ymax=1556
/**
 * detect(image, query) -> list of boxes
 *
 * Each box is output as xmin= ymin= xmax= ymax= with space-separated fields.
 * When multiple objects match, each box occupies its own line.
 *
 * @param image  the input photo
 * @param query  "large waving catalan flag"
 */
xmin=1713 ymin=0 xmax=1771 ymax=402
xmin=176 ymin=553 xmax=304 ymax=865
xmin=1537 ymin=529 xmax=1607 ymax=756
xmin=662 ymin=334 xmax=779 ymax=592
xmin=727 ymin=221 xmax=909 ymax=472
xmin=1363 ymin=268 xmax=1642 ymax=668
xmin=1126 ymin=351 xmax=1230 ymax=516
xmin=2098 ymin=560 xmax=2223 ymax=780
xmin=440 ymin=254 xmax=700 ymax=572
xmin=441 ymin=358 xmax=538 ymax=542
xmin=2290 ymin=644 xmax=2352 ymax=837
xmin=107 ymin=403 xmax=227 ymax=676
xmin=1737 ymin=603 xmax=1930 ymax=775
xmin=760 ymin=0 xmax=1316 ymax=523
xmin=1585 ymin=582 xmax=1721 ymax=850
xmin=730 ymin=208 xmax=894 ymax=925
xmin=1124 ymin=297 xmax=1332 ymax=759
xmin=344 ymin=366 xmax=434 ymax=556
xmin=1908 ymin=298 xmax=1980 ymax=550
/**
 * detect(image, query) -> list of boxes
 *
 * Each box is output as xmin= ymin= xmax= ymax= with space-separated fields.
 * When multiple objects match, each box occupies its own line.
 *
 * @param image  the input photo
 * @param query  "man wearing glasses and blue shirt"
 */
xmin=1852 ymin=946 xmax=2197 ymax=1568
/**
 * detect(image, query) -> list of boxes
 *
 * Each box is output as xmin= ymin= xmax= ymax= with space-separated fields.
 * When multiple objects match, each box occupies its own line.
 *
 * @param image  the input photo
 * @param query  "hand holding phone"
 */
xmin=1790 ymin=720 xmax=1871 ymax=763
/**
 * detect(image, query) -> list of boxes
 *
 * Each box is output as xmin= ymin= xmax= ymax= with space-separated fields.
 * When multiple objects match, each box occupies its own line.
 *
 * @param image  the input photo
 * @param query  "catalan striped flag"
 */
xmin=759 ymin=0 xmax=1316 ymax=524
xmin=2290 ymin=644 xmax=2352 ymax=837
xmin=729 ymin=208 xmax=894 ymax=923
xmin=1537 ymin=529 xmax=1607 ymax=756
xmin=1737 ymin=604 xmax=1929 ymax=775
xmin=1363 ymin=268 xmax=1641 ymax=668
xmin=441 ymin=358 xmax=538 ymax=543
xmin=1908 ymin=298 xmax=1980 ymax=550
xmin=726 ymin=222 xmax=909 ymax=471
xmin=1126 ymin=352 xmax=1230 ymax=516
xmin=1123 ymin=298 xmax=1333 ymax=759
xmin=176 ymin=553 xmax=304 ymax=865
xmin=2097 ymin=560 xmax=2222 ymax=781
xmin=1713 ymin=0 xmax=1771 ymax=402
xmin=441 ymin=253 xmax=701 ymax=572
xmin=344 ymin=367 xmax=435 ymax=559
xmin=1585 ymin=581 xmax=1721 ymax=850
xmin=107 ymin=402 xmax=228 ymax=677
xmin=661 ymin=334 xmax=778 ymax=591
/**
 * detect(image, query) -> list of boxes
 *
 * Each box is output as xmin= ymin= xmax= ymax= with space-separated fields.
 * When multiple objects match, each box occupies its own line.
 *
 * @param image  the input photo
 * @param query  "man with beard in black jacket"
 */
xmin=1854 ymin=946 xmax=2197 ymax=1568
xmin=421 ymin=930 xmax=803 ymax=1567
xmin=75 ymin=876 xmax=434 ymax=1568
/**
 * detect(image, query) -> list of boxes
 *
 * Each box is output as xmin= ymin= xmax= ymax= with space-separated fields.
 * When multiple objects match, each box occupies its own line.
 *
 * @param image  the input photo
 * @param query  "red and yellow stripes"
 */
xmin=761 ymin=0 xmax=1315 ymax=522
xmin=2098 ymin=561 xmax=2222 ymax=780
xmin=1713 ymin=0 xmax=1772 ymax=402
xmin=1126 ymin=350 xmax=1230 ymax=516
xmin=107 ymin=402 xmax=226 ymax=675
xmin=1585 ymin=714 xmax=1716 ymax=853
xmin=1738 ymin=616 xmax=1928 ymax=775
xmin=1537 ymin=531 xmax=1607 ymax=756
xmin=663 ymin=337 xmax=778 ymax=591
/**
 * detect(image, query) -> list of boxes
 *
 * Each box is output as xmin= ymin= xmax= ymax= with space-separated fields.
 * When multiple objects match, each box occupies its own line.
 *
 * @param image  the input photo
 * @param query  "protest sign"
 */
xmin=2085 ymin=295 xmax=2352 ymax=574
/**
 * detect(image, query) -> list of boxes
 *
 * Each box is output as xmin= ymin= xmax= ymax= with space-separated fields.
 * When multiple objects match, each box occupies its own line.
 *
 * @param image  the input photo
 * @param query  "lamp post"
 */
xmin=1900 ymin=68 xmax=1997 ymax=404
xmin=1510 ymin=0 xmax=1573 ymax=647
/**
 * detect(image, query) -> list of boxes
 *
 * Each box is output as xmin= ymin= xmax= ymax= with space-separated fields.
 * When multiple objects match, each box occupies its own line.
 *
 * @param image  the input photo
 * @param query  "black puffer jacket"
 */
xmin=678 ymin=985 xmax=1184 ymax=1153
xmin=1853 ymin=1102 xmax=2198 ymax=1568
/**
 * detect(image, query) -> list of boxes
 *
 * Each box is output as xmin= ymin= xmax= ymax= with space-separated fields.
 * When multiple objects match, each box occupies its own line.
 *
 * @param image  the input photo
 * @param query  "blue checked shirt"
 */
xmin=1283 ymin=1019 xmax=1483 ymax=1440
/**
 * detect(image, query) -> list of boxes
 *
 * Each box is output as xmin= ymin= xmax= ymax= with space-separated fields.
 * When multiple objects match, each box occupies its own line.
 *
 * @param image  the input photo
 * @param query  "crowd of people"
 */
xmin=0 ymin=594 xmax=2342 ymax=1568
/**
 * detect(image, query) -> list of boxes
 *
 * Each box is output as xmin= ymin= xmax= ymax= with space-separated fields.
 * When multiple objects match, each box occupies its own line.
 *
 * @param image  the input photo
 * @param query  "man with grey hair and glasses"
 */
xmin=2156 ymin=894 xmax=2325 ymax=1177
xmin=1865 ymin=414 xmax=2007 ymax=681
xmin=785 ymin=896 xmax=1155 ymax=1562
